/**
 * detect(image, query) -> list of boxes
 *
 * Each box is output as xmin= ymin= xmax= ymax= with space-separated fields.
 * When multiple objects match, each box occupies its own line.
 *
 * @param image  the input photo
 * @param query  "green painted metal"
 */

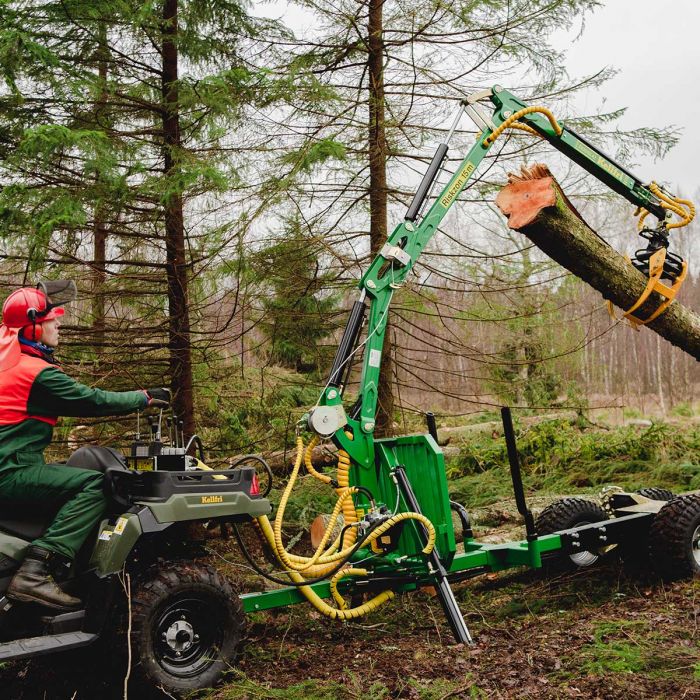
xmin=139 ymin=492 xmax=271 ymax=524
xmin=239 ymin=533 xmax=563 ymax=613
xmin=373 ymin=435 xmax=456 ymax=564
xmin=89 ymin=513 xmax=142 ymax=576
xmin=242 ymin=85 xmax=671 ymax=617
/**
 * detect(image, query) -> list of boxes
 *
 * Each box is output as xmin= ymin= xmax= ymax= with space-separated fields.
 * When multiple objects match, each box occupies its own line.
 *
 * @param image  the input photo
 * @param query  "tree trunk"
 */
xmin=92 ymin=21 xmax=108 ymax=351
xmin=162 ymin=0 xmax=195 ymax=437
xmin=495 ymin=165 xmax=700 ymax=360
xmin=367 ymin=0 xmax=394 ymax=437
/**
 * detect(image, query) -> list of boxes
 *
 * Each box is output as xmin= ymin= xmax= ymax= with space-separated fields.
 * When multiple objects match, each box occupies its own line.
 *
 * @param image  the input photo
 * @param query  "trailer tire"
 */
xmin=535 ymin=497 xmax=608 ymax=569
xmin=635 ymin=488 xmax=676 ymax=502
xmin=130 ymin=562 xmax=246 ymax=697
xmin=649 ymin=494 xmax=700 ymax=580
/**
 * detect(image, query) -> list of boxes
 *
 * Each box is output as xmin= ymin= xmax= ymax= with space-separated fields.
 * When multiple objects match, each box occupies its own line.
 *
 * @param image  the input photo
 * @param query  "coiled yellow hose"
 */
xmin=482 ymin=105 xmax=562 ymax=147
xmin=336 ymin=444 xmax=359 ymax=547
xmin=263 ymin=435 xmax=438 ymax=619
xmin=257 ymin=515 xmax=395 ymax=620
xmin=647 ymin=182 xmax=695 ymax=231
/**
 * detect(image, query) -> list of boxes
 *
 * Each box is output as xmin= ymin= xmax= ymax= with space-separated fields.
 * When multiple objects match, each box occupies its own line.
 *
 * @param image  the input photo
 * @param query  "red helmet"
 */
xmin=1 ymin=287 xmax=65 ymax=329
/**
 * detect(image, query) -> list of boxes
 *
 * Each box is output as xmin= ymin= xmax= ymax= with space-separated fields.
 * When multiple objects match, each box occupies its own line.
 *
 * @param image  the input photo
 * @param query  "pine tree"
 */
xmin=0 ymin=0 xmax=319 ymax=437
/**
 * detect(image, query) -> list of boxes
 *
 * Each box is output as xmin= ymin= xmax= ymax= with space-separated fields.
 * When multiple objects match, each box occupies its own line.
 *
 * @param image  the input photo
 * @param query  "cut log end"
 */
xmin=495 ymin=175 xmax=556 ymax=230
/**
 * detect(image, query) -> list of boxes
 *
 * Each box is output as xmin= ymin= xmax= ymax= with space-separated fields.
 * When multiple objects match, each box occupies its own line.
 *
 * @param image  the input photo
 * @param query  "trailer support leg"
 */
xmin=393 ymin=467 xmax=474 ymax=645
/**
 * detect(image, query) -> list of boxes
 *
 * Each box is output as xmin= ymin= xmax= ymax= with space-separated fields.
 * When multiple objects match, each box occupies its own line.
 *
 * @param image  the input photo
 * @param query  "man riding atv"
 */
xmin=0 ymin=281 xmax=170 ymax=610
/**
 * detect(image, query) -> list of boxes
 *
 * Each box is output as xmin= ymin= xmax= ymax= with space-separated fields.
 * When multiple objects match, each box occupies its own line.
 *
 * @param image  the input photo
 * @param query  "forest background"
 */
xmin=0 ymin=0 xmax=698 ymax=465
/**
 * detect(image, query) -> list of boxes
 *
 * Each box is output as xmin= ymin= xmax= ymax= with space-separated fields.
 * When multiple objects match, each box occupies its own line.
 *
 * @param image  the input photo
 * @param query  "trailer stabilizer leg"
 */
xmin=393 ymin=467 xmax=474 ymax=645
xmin=501 ymin=407 xmax=537 ymax=542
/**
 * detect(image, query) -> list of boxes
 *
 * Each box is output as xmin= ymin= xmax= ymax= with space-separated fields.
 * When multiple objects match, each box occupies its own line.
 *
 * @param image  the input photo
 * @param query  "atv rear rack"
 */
xmin=109 ymin=465 xmax=261 ymax=503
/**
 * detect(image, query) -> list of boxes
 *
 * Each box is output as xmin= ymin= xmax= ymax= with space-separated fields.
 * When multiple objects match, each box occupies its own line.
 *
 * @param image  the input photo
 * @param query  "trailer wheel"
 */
xmin=535 ymin=497 xmax=608 ymax=568
xmin=130 ymin=562 xmax=245 ymax=697
xmin=649 ymin=494 xmax=700 ymax=580
xmin=635 ymin=487 xmax=676 ymax=502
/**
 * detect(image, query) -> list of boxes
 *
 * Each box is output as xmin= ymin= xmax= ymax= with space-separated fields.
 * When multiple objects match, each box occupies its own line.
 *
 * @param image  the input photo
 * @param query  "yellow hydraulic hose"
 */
xmin=648 ymin=182 xmax=695 ymax=231
xmin=272 ymin=436 xmax=353 ymax=573
xmin=303 ymin=435 xmax=331 ymax=485
xmin=292 ymin=488 xmax=356 ymax=572
xmin=273 ymin=437 xmax=437 ymax=574
xmin=273 ymin=436 xmax=357 ymax=574
xmin=329 ymin=567 xmax=369 ymax=610
xmin=336 ymin=444 xmax=358 ymax=547
xmin=482 ymin=105 xmax=562 ymax=147
xmin=257 ymin=515 xmax=395 ymax=620
xmin=275 ymin=506 xmax=437 ymax=574
xmin=264 ymin=435 xmax=438 ymax=619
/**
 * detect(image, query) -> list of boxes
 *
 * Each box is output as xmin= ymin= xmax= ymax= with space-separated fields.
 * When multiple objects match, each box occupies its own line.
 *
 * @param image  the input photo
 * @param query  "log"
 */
xmin=495 ymin=165 xmax=700 ymax=360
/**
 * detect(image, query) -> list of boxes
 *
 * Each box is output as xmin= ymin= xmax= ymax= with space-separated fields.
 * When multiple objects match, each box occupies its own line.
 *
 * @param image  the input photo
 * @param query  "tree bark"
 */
xmin=92 ymin=21 xmax=109 ymax=351
xmin=162 ymin=0 xmax=195 ymax=436
xmin=495 ymin=165 xmax=700 ymax=360
xmin=367 ymin=0 xmax=394 ymax=437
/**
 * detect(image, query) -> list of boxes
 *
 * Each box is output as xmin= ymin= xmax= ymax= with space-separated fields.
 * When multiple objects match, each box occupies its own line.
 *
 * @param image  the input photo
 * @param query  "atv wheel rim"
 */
xmin=154 ymin=596 xmax=224 ymax=678
xmin=165 ymin=619 xmax=195 ymax=653
xmin=693 ymin=524 xmax=700 ymax=567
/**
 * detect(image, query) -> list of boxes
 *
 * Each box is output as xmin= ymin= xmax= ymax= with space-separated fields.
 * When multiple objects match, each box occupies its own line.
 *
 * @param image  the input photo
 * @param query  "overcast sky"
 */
xmin=554 ymin=0 xmax=699 ymax=193
xmin=263 ymin=0 xmax=699 ymax=195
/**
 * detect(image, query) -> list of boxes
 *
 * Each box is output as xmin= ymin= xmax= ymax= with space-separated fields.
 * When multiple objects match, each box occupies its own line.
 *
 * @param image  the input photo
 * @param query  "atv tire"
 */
xmin=535 ymin=497 xmax=608 ymax=569
xmin=130 ymin=562 xmax=245 ymax=697
xmin=649 ymin=494 xmax=700 ymax=580
xmin=635 ymin=488 xmax=676 ymax=502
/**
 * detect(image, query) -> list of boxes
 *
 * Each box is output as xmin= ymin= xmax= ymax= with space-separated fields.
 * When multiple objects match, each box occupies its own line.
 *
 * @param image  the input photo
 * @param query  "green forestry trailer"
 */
xmin=0 ymin=86 xmax=698 ymax=698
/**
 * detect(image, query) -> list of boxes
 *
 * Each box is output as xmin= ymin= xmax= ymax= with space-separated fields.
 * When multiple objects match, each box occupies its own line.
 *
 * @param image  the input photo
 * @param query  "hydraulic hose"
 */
xmin=303 ymin=435 xmax=331 ymax=485
xmin=257 ymin=515 xmax=395 ymax=620
xmin=336 ymin=442 xmax=358 ymax=547
xmin=329 ymin=567 xmax=370 ymax=610
xmin=272 ymin=437 xmax=437 ymax=575
xmin=265 ymin=435 xmax=437 ymax=619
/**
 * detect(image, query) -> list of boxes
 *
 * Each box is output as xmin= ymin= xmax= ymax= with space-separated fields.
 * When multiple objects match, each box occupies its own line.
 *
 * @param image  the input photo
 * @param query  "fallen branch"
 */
xmin=496 ymin=165 xmax=700 ymax=360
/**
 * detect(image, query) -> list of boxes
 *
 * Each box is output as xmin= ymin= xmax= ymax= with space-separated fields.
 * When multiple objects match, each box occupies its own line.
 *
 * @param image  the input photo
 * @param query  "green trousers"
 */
xmin=0 ymin=464 xmax=106 ymax=560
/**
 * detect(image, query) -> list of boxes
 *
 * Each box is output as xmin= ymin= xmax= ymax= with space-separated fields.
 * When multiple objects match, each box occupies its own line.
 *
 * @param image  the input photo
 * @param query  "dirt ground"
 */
xmin=211 ymin=563 xmax=700 ymax=700
xmin=2 ymin=548 xmax=697 ymax=700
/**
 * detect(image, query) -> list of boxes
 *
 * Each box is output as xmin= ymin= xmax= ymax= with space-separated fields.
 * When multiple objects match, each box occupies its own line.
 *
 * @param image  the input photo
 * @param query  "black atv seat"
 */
xmin=0 ymin=447 xmax=128 ymax=541
xmin=0 ymin=501 xmax=56 ymax=541
xmin=65 ymin=445 xmax=129 ymax=473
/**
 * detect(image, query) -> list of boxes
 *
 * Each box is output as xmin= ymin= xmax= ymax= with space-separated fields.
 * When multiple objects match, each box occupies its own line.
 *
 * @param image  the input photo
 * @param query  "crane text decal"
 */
xmin=440 ymin=162 xmax=476 ymax=208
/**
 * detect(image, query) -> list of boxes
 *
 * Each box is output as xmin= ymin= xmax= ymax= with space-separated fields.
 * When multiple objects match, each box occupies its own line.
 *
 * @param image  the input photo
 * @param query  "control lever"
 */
xmin=167 ymin=417 xmax=173 ymax=445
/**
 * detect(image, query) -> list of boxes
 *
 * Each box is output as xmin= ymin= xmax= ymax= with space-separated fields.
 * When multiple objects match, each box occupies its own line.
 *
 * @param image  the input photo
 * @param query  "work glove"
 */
xmin=144 ymin=387 xmax=171 ymax=408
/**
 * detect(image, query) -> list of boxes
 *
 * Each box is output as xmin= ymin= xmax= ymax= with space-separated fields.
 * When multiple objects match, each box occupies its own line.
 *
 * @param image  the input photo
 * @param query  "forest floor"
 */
xmin=5 ymin=543 xmax=698 ymax=700
xmin=2 ymin=418 xmax=700 ymax=699
xmin=209 ymin=562 xmax=700 ymax=700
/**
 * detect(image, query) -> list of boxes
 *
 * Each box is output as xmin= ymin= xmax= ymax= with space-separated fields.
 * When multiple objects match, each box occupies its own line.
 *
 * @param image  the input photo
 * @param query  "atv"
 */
xmin=0 ymin=421 xmax=272 ymax=697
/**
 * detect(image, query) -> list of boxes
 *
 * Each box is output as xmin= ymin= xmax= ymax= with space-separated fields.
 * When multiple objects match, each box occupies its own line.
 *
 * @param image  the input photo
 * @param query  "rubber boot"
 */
xmin=7 ymin=546 xmax=81 ymax=610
